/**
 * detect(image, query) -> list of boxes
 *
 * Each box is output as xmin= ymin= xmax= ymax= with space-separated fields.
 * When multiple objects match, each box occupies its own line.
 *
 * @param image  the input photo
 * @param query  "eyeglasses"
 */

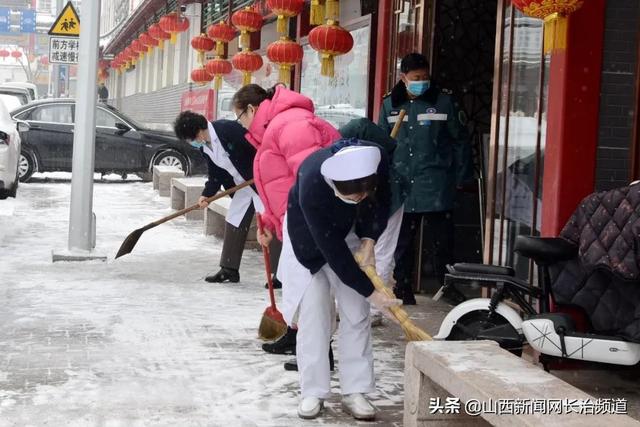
xmin=235 ymin=109 xmax=247 ymax=123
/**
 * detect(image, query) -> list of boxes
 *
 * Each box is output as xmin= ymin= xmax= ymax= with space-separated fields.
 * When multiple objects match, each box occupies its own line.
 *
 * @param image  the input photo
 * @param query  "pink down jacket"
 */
xmin=244 ymin=86 xmax=341 ymax=240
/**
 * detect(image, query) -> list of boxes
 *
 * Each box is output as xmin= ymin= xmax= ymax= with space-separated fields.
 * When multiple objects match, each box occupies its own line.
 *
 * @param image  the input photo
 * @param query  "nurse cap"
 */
xmin=321 ymin=146 xmax=381 ymax=181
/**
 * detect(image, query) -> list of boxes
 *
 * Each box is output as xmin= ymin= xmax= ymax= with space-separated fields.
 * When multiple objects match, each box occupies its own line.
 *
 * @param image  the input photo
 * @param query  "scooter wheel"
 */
xmin=447 ymin=310 xmax=523 ymax=356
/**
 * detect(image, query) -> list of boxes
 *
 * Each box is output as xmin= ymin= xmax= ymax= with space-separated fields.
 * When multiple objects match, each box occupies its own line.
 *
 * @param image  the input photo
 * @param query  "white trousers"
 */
xmin=297 ymin=263 xmax=375 ymax=398
xmin=374 ymin=205 xmax=404 ymax=285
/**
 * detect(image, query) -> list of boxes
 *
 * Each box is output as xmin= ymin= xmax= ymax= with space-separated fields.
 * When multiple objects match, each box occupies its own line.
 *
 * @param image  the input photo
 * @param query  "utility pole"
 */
xmin=52 ymin=0 xmax=63 ymax=97
xmin=53 ymin=0 xmax=106 ymax=261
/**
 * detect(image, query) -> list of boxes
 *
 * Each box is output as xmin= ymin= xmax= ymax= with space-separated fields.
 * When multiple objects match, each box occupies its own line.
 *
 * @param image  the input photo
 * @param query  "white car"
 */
xmin=0 ymin=100 xmax=27 ymax=199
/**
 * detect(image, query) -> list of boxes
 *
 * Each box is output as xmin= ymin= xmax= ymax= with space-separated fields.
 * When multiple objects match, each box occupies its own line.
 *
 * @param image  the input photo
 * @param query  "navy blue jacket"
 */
xmin=201 ymin=119 xmax=257 ymax=198
xmin=287 ymin=139 xmax=391 ymax=298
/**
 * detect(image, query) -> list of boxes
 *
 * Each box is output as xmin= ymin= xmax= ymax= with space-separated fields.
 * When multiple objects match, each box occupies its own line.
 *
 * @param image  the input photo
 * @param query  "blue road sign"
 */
xmin=20 ymin=10 xmax=36 ymax=33
xmin=0 ymin=8 xmax=10 ymax=33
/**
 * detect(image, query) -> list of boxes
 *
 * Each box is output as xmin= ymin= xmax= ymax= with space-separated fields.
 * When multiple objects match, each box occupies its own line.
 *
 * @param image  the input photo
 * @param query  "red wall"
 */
xmin=541 ymin=0 xmax=607 ymax=236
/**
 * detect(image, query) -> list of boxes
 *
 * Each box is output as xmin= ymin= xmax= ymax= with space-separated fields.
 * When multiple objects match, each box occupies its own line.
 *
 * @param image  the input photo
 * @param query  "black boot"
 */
xmin=262 ymin=326 xmax=297 ymax=354
xmin=205 ymin=267 xmax=239 ymax=283
xmin=284 ymin=344 xmax=334 ymax=371
xmin=264 ymin=276 xmax=282 ymax=289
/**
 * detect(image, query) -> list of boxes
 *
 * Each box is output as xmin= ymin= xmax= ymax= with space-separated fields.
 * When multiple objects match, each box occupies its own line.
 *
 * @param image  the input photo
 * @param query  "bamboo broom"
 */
xmin=355 ymin=255 xmax=432 ymax=341
xmin=355 ymin=108 xmax=432 ymax=341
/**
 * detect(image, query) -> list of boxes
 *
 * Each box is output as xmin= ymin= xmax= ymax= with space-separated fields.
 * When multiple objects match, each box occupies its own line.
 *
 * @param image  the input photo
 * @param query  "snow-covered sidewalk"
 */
xmin=0 ymin=178 xmax=408 ymax=426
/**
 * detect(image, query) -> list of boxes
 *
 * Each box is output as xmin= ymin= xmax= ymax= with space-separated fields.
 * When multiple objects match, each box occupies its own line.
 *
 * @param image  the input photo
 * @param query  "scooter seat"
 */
xmin=451 ymin=263 xmax=515 ymax=277
xmin=514 ymin=236 xmax=577 ymax=265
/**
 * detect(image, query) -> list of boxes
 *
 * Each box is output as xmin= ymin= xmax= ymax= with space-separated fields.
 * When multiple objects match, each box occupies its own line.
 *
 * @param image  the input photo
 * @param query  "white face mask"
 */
xmin=334 ymin=191 xmax=360 ymax=205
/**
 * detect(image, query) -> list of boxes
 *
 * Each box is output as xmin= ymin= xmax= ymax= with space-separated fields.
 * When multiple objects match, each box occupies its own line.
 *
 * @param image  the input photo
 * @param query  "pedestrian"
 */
xmin=281 ymin=138 xmax=401 ymax=420
xmin=173 ymin=111 xmax=281 ymax=286
xmin=98 ymin=82 xmax=109 ymax=103
xmin=378 ymin=53 xmax=473 ymax=304
xmin=232 ymin=83 xmax=341 ymax=355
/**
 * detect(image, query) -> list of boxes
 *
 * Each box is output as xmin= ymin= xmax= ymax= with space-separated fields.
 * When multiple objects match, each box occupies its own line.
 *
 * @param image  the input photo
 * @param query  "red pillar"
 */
xmin=372 ymin=0 xmax=392 ymax=121
xmin=541 ymin=0 xmax=607 ymax=236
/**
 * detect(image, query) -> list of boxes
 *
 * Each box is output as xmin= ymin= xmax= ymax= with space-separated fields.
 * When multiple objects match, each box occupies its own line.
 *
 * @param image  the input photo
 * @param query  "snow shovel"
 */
xmin=257 ymin=215 xmax=287 ymax=341
xmin=115 ymin=180 xmax=254 ymax=259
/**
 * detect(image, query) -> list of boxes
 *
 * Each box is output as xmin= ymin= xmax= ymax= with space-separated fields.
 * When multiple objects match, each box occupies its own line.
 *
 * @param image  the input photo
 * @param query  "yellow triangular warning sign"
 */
xmin=48 ymin=2 xmax=80 ymax=36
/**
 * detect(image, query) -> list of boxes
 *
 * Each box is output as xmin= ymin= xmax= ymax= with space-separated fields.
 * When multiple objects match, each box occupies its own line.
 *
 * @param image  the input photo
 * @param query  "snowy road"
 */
xmin=0 ymin=177 xmax=407 ymax=426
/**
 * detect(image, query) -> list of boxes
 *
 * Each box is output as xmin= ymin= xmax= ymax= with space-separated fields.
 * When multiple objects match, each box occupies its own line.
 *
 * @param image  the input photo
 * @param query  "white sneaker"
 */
xmin=341 ymin=393 xmax=376 ymax=420
xmin=298 ymin=397 xmax=323 ymax=419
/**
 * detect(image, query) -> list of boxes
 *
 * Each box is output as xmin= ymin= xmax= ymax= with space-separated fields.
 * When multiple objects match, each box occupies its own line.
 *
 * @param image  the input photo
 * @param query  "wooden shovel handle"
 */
xmin=390 ymin=109 xmax=407 ymax=139
xmin=150 ymin=179 xmax=255 ymax=227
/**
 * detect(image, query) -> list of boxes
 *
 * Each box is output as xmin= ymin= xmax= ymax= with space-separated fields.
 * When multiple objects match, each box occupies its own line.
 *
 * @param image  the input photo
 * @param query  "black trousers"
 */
xmin=220 ymin=203 xmax=282 ymax=275
xmin=393 ymin=211 xmax=454 ymax=294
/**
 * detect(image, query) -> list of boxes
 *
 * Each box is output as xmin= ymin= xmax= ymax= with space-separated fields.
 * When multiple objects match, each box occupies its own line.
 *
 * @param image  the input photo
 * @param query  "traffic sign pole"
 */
xmin=67 ymin=0 xmax=100 ymax=253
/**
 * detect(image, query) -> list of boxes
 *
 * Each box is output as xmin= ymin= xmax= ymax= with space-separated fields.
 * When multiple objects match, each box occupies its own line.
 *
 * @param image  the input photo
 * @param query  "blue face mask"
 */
xmin=190 ymin=140 xmax=206 ymax=148
xmin=407 ymin=80 xmax=430 ymax=97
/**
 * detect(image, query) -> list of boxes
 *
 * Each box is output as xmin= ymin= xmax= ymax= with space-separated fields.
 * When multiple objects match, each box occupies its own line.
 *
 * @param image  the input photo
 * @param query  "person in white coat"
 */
xmin=173 ymin=111 xmax=281 ymax=283
xmin=280 ymin=138 xmax=402 ymax=420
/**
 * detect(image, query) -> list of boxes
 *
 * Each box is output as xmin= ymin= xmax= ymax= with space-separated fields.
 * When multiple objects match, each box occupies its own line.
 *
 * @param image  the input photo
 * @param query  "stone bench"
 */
xmin=153 ymin=165 xmax=184 ymax=197
xmin=170 ymin=177 xmax=207 ymax=221
xmin=204 ymin=196 xmax=260 ymax=250
xmin=404 ymin=340 xmax=640 ymax=427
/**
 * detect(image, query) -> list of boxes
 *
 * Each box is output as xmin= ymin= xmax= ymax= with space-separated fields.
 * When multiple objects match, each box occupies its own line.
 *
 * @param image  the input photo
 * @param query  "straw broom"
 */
xmin=257 ymin=215 xmax=288 ymax=341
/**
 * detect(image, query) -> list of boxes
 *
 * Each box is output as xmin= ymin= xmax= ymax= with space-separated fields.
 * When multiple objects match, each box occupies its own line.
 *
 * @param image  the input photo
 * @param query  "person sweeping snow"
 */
xmin=279 ymin=138 xmax=402 ymax=420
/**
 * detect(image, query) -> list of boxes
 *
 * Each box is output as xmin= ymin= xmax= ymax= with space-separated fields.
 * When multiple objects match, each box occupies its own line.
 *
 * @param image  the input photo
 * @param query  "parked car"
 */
xmin=1 ymin=82 xmax=37 ymax=101
xmin=0 ymin=99 xmax=26 ymax=199
xmin=10 ymin=99 xmax=207 ymax=182
xmin=0 ymin=86 xmax=31 ymax=112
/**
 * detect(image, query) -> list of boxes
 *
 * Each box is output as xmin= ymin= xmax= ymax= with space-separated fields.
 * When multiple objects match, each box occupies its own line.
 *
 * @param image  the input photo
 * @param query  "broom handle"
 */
xmin=257 ymin=215 xmax=278 ymax=310
xmin=390 ymin=109 xmax=407 ymax=139
xmin=150 ymin=179 xmax=254 ymax=227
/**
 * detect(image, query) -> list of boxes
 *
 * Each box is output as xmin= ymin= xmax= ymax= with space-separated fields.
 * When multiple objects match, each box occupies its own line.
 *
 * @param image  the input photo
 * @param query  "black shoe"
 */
xmin=284 ymin=345 xmax=334 ymax=371
xmin=393 ymin=285 xmax=404 ymax=300
xmin=262 ymin=326 xmax=297 ymax=354
xmin=402 ymin=294 xmax=417 ymax=305
xmin=264 ymin=277 xmax=282 ymax=289
xmin=205 ymin=267 xmax=239 ymax=283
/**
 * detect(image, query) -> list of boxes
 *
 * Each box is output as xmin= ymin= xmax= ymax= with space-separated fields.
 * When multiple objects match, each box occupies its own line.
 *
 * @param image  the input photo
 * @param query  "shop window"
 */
xmin=487 ymin=2 xmax=548 ymax=282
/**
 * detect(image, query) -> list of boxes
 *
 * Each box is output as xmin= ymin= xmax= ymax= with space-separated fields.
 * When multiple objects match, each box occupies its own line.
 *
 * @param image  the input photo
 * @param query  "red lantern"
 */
xmin=98 ymin=69 xmax=109 ymax=82
xmin=511 ymin=0 xmax=583 ymax=53
xmin=207 ymin=21 xmax=236 ymax=57
xmin=205 ymin=57 xmax=233 ymax=90
xmin=159 ymin=12 xmax=190 ymax=44
xmin=232 ymin=49 xmax=263 ymax=86
xmin=231 ymin=7 xmax=263 ymax=49
xmin=308 ymin=21 xmax=353 ymax=78
xmin=191 ymin=34 xmax=215 ymax=65
xmin=140 ymin=32 xmax=159 ymax=54
xmin=266 ymin=0 xmax=304 ymax=34
xmin=39 ymin=55 xmax=49 ymax=66
xmin=131 ymin=39 xmax=145 ymax=59
xmin=148 ymin=23 xmax=170 ymax=48
xmin=11 ymin=50 xmax=22 ymax=61
xmin=191 ymin=67 xmax=213 ymax=85
xmin=266 ymin=37 xmax=303 ymax=87
xmin=124 ymin=47 xmax=136 ymax=65
xmin=0 ymin=49 xmax=10 ymax=60
xmin=98 ymin=59 xmax=110 ymax=69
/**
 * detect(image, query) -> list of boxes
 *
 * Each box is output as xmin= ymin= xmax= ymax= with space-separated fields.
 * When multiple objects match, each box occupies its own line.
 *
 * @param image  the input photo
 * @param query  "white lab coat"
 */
xmin=202 ymin=122 xmax=263 ymax=228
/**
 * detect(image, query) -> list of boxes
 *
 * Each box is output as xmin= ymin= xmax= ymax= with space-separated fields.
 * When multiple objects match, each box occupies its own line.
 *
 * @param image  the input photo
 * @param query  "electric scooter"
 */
xmin=433 ymin=234 xmax=640 ymax=366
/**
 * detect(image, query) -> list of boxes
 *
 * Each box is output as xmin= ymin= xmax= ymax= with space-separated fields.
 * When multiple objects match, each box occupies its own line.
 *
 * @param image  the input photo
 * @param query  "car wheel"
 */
xmin=154 ymin=150 xmax=188 ymax=172
xmin=18 ymin=151 xmax=36 ymax=182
